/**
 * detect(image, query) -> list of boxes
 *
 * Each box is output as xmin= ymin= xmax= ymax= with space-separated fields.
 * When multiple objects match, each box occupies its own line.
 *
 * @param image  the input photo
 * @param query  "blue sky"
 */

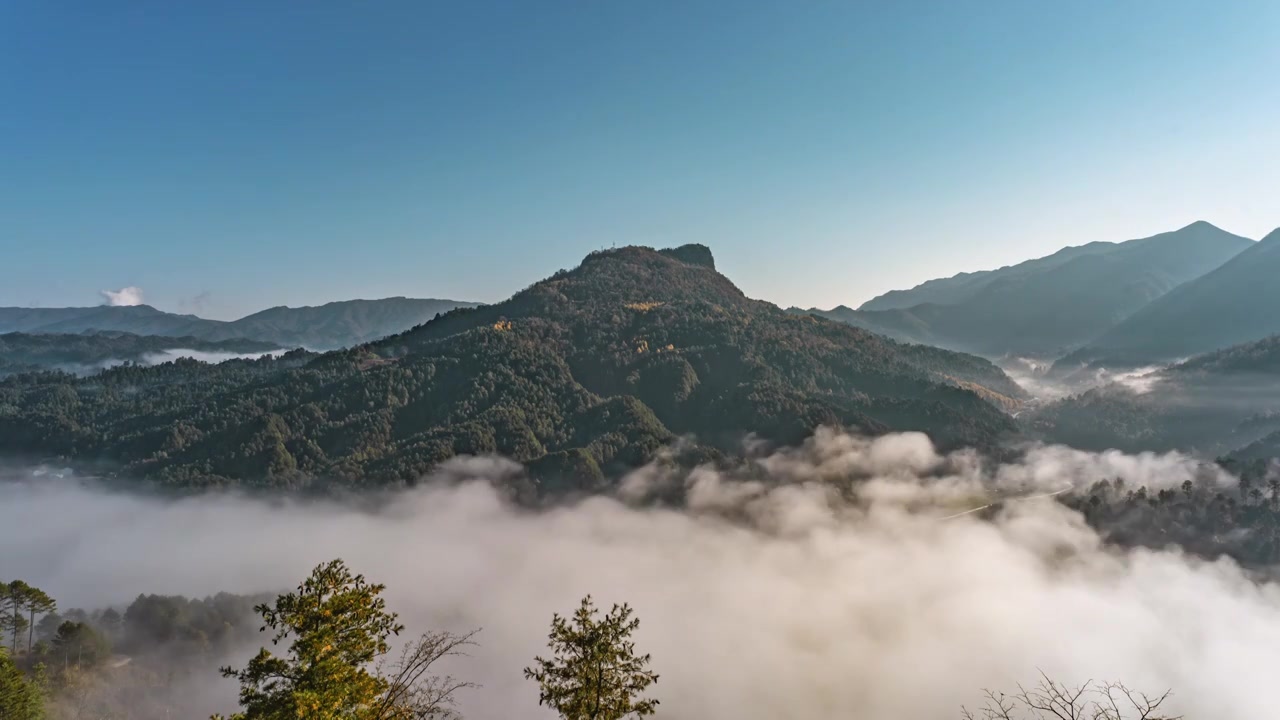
xmin=2 ymin=1 xmax=1277 ymax=319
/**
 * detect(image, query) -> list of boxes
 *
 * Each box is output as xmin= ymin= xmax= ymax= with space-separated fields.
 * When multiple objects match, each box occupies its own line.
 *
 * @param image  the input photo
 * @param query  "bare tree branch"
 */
xmin=961 ymin=676 xmax=1182 ymax=720
xmin=371 ymin=628 xmax=480 ymax=720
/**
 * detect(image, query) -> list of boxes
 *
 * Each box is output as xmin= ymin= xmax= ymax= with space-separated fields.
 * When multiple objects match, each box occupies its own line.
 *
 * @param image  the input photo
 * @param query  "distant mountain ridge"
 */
xmin=1062 ymin=227 xmax=1280 ymax=365
xmin=225 ymin=297 xmax=482 ymax=348
xmin=0 ymin=297 xmax=480 ymax=350
xmin=857 ymin=239 xmax=1144 ymax=312
xmin=0 ymin=305 xmax=217 ymax=338
xmin=803 ymin=222 xmax=1253 ymax=357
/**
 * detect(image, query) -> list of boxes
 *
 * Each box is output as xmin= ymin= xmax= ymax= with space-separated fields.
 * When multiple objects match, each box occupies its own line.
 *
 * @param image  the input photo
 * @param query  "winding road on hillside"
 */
xmin=938 ymin=485 xmax=1073 ymax=521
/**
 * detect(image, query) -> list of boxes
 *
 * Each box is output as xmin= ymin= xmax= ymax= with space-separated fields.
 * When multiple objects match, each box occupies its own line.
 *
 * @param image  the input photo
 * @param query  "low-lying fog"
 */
xmin=998 ymin=356 xmax=1168 ymax=402
xmin=51 ymin=348 xmax=286 ymax=376
xmin=3 ymin=430 xmax=1277 ymax=719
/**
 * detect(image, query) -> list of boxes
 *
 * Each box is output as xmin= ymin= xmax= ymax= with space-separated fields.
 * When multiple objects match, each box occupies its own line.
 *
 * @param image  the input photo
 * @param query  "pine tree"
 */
xmin=524 ymin=595 xmax=659 ymax=720
xmin=24 ymin=588 xmax=55 ymax=654
xmin=0 ymin=582 xmax=32 ymax=654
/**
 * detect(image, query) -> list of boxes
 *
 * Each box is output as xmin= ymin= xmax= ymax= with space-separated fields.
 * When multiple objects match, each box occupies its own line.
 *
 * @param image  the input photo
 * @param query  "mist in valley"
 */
xmin=3 ymin=430 xmax=1278 ymax=719
xmin=997 ymin=356 xmax=1171 ymax=403
xmin=79 ymin=348 xmax=286 ymax=376
xmin=6 ymin=3 xmax=1278 ymax=719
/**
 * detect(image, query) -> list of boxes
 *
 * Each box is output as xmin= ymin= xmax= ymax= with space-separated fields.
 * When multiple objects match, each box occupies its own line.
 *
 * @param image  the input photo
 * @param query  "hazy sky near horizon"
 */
xmin=2 ymin=1 xmax=1278 ymax=319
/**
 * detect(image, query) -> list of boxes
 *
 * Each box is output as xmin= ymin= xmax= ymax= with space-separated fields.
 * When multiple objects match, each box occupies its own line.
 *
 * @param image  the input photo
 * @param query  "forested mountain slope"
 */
xmin=0 ymin=245 xmax=1022 ymax=492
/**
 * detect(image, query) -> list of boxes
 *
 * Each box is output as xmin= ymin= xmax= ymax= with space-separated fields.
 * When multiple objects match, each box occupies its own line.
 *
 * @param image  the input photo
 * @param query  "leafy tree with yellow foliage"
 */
xmin=213 ymin=559 xmax=475 ymax=720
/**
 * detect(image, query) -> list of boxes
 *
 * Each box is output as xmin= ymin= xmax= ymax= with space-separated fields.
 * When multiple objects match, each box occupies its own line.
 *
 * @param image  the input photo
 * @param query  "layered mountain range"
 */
xmin=0 ymin=297 xmax=479 ymax=350
xmin=1059 ymin=227 xmax=1280 ymax=367
xmin=6 ymin=220 xmax=1279 ymax=476
xmin=789 ymin=220 xmax=1280 ymax=463
xmin=799 ymin=221 xmax=1257 ymax=359
xmin=0 ymin=245 xmax=1023 ymax=491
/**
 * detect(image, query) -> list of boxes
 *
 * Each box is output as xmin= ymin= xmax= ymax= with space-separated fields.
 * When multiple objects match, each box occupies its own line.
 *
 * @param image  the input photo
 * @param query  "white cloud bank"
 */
xmin=1 ymin=431 xmax=1276 ymax=719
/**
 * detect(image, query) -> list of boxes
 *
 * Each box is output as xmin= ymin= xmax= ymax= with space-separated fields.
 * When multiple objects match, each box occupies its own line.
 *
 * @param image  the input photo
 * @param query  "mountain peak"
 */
xmin=550 ymin=244 xmax=740 ymax=309
xmin=1260 ymin=227 xmax=1280 ymax=246
xmin=658 ymin=243 xmax=716 ymax=269
xmin=580 ymin=243 xmax=717 ymax=272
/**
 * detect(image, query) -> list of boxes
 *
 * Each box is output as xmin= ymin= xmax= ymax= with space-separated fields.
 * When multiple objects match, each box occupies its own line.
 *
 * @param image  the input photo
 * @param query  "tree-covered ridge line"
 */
xmin=0 ymin=245 xmax=1027 ymax=491
xmin=1163 ymin=334 xmax=1280 ymax=376
xmin=0 ymin=331 xmax=281 ymax=377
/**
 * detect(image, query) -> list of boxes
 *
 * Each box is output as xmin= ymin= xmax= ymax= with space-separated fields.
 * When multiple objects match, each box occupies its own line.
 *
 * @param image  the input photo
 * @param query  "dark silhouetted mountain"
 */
xmin=805 ymin=222 xmax=1252 ymax=357
xmin=1024 ymin=334 xmax=1280 ymax=457
xmin=1062 ymin=227 xmax=1280 ymax=365
xmin=0 ymin=298 xmax=479 ymax=349
xmin=0 ymin=245 xmax=1022 ymax=492
xmin=0 ymin=331 xmax=279 ymax=377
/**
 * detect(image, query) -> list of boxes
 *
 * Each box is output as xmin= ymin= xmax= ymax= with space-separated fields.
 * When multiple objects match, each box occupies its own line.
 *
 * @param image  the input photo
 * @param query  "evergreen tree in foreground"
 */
xmin=213 ymin=559 xmax=476 ymax=720
xmin=524 ymin=595 xmax=659 ymax=720
xmin=0 ymin=648 xmax=44 ymax=720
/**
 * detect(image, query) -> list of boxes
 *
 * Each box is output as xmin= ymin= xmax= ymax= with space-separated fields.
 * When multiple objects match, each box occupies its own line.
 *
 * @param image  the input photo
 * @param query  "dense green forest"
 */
xmin=0 ymin=245 xmax=1023 ymax=492
xmin=0 ymin=332 xmax=279 ymax=378
xmin=1071 ymin=458 xmax=1280 ymax=567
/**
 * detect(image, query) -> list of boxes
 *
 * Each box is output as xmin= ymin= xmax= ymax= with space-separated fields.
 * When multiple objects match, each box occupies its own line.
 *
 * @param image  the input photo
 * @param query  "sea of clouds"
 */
xmin=1 ymin=429 xmax=1275 ymax=719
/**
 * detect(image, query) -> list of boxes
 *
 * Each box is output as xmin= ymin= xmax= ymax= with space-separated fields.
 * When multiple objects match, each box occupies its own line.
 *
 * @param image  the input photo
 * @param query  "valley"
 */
xmin=4 ymin=5 xmax=1278 ymax=717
